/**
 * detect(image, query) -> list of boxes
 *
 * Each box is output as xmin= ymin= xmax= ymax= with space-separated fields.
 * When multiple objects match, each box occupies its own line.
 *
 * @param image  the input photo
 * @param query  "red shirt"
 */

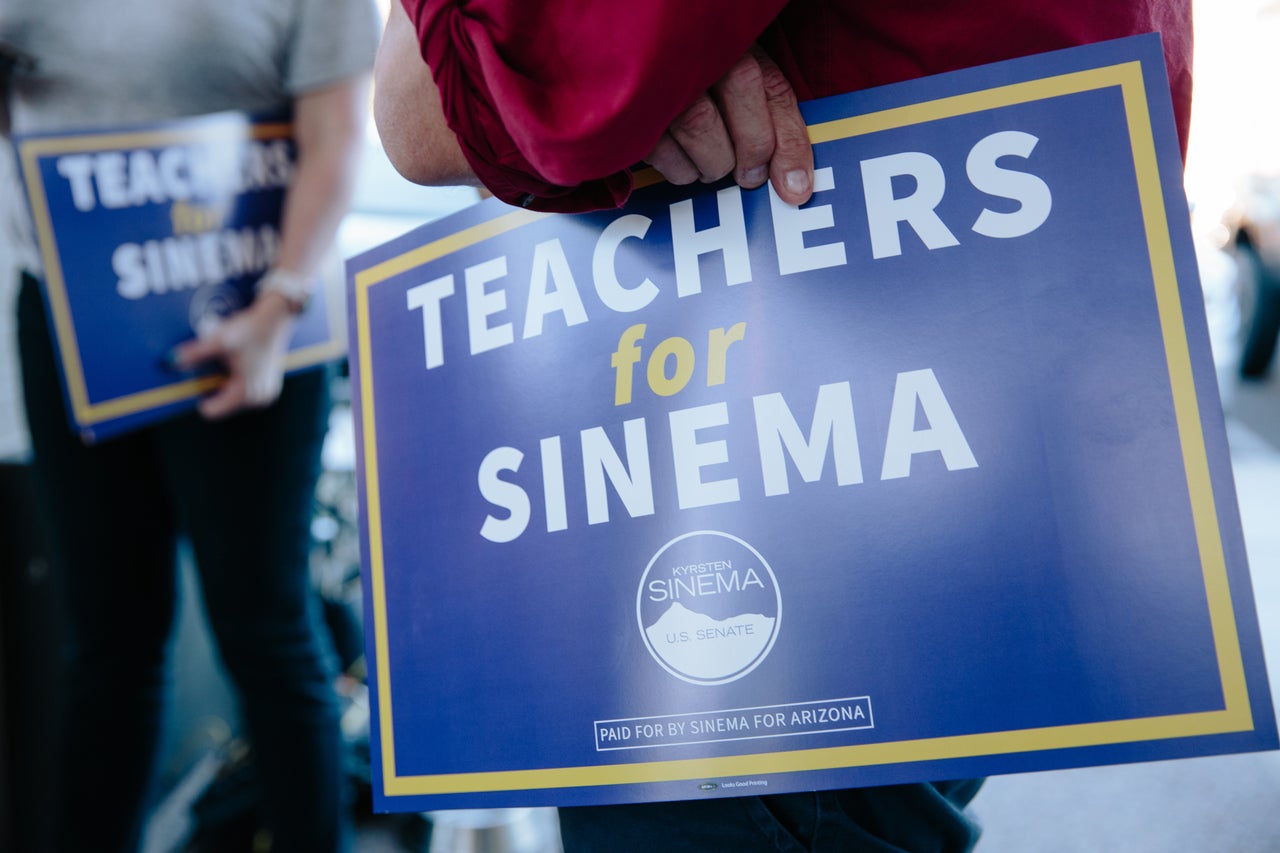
xmin=404 ymin=0 xmax=1192 ymax=211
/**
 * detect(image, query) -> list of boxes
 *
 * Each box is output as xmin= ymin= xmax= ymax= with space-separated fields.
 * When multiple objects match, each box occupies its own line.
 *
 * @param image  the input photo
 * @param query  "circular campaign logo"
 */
xmin=188 ymin=283 xmax=245 ymax=338
xmin=636 ymin=531 xmax=781 ymax=685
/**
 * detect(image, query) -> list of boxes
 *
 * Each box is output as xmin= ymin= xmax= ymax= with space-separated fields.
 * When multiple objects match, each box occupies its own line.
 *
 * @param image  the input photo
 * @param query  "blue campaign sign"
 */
xmin=15 ymin=111 xmax=344 ymax=442
xmin=346 ymin=35 xmax=1277 ymax=812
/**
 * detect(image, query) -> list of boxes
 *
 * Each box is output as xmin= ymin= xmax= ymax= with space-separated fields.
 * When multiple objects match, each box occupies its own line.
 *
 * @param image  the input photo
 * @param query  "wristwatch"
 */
xmin=256 ymin=268 xmax=313 ymax=315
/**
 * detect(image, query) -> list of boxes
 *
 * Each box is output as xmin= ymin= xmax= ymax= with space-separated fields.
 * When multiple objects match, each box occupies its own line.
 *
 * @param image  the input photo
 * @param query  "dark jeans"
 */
xmin=1238 ymin=240 xmax=1280 ymax=378
xmin=558 ymin=780 xmax=983 ymax=852
xmin=18 ymin=274 xmax=346 ymax=852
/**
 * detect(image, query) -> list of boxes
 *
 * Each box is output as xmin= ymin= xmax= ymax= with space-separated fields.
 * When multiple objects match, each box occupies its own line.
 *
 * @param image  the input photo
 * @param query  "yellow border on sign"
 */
xmin=353 ymin=61 xmax=1256 ymax=798
xmin=18 ymin=121 xmax=346 ymax=430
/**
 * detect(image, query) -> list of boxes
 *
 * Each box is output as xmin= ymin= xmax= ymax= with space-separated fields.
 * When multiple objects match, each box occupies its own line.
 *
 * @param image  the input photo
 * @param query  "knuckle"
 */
xmin=648 ymin=140 xmax=699 ymax=186
xmin=761 ymin=65 xmax=797 ymax=106
xmin=735 ymin=128 xmax=775 ymax=164
xmin=667 ymin=168 xmax=699 ymax=186
xmin=721 ymin=54 xmax=764 ymax=96
xmin=674 ymin=96 xmax=721 ymax=139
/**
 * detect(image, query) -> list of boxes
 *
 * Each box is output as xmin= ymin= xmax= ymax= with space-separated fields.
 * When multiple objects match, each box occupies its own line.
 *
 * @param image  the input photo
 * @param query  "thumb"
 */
xmin=197 ymin=376 xmax=246 ymax=420
xmin=169 ymin=333 xmax=226 ymax=371
xmin=752 ymin=45 xmax=813 ymax=207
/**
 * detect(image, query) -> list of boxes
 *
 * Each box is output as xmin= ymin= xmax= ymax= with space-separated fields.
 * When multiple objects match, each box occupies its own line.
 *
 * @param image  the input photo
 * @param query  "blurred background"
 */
xmin=4 ymin=1 xmax=1280 ymax=851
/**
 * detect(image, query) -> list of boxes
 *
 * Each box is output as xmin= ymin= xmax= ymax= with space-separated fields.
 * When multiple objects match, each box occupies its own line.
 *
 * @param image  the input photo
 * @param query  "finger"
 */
xmin=666 ymin=93 xmax=735 ymax=183
xmin=644 ymin=132 xmax=701 ymax=186
xmin=197 ymin=376 xmax=246 ymax=420
xmin=752 ymin=45 xmax=813 ymax=206
xmin=169 ymin=334 xmax=225 ymax=371
xmin=243 ymin=368 xmax=283 ymax=409
xmin=711 ymin=51 xmax=774 ymax=189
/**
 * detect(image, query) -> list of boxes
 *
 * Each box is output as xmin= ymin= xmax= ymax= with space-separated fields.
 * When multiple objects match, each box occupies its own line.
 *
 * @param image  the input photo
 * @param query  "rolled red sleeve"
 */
xmin=400 ymin=0 xmax=1193 ymax=211
xmin=402 ymin=0 xmax=785 ymax=211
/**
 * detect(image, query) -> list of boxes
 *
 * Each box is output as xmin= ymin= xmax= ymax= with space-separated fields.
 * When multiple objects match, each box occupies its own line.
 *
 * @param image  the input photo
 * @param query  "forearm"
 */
xmin=379 ymin=0 xmax=790 ymax=210
xmin=174 ymin=79 xmax=370 ymax=419
xmin=274 ymin=74 xmax=371 ymax=281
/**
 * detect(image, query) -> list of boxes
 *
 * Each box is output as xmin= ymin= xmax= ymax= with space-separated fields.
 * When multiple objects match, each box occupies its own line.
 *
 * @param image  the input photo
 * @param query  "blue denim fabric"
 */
xmin=18 ymin=275 xmax=346 ymax=853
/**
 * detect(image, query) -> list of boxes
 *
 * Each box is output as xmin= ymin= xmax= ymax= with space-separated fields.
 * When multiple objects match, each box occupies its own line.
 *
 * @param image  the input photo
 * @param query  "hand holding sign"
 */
xmin=171 ymin=289 xmax=297 ymax=419
xmin=645 ymin=44 xmax=815 ymax=207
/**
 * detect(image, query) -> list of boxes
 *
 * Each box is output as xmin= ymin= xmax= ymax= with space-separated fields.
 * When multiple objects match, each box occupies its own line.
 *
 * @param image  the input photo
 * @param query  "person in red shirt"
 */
xmin=373 ymin=3 xmax=1192 ymax=849
xmin=375 ymin=0 xmax=1190 ymax=214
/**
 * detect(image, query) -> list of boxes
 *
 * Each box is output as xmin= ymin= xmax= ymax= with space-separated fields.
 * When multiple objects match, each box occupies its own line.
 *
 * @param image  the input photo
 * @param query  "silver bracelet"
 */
xmin=256 ymin=268 xmax=313 ymax=314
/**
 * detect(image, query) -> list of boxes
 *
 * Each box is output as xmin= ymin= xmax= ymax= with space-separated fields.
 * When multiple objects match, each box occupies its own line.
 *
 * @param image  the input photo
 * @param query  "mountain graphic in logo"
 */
xmin=644 ymin=603 xmax=776 ymax=681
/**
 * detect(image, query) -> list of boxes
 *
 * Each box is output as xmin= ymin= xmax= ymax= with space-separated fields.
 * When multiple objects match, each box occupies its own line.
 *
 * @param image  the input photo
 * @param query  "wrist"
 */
xmin=254 ymin=289 xmax=303 ymax=325
xmin=256 ymin=267 xmax=313 ymax=315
